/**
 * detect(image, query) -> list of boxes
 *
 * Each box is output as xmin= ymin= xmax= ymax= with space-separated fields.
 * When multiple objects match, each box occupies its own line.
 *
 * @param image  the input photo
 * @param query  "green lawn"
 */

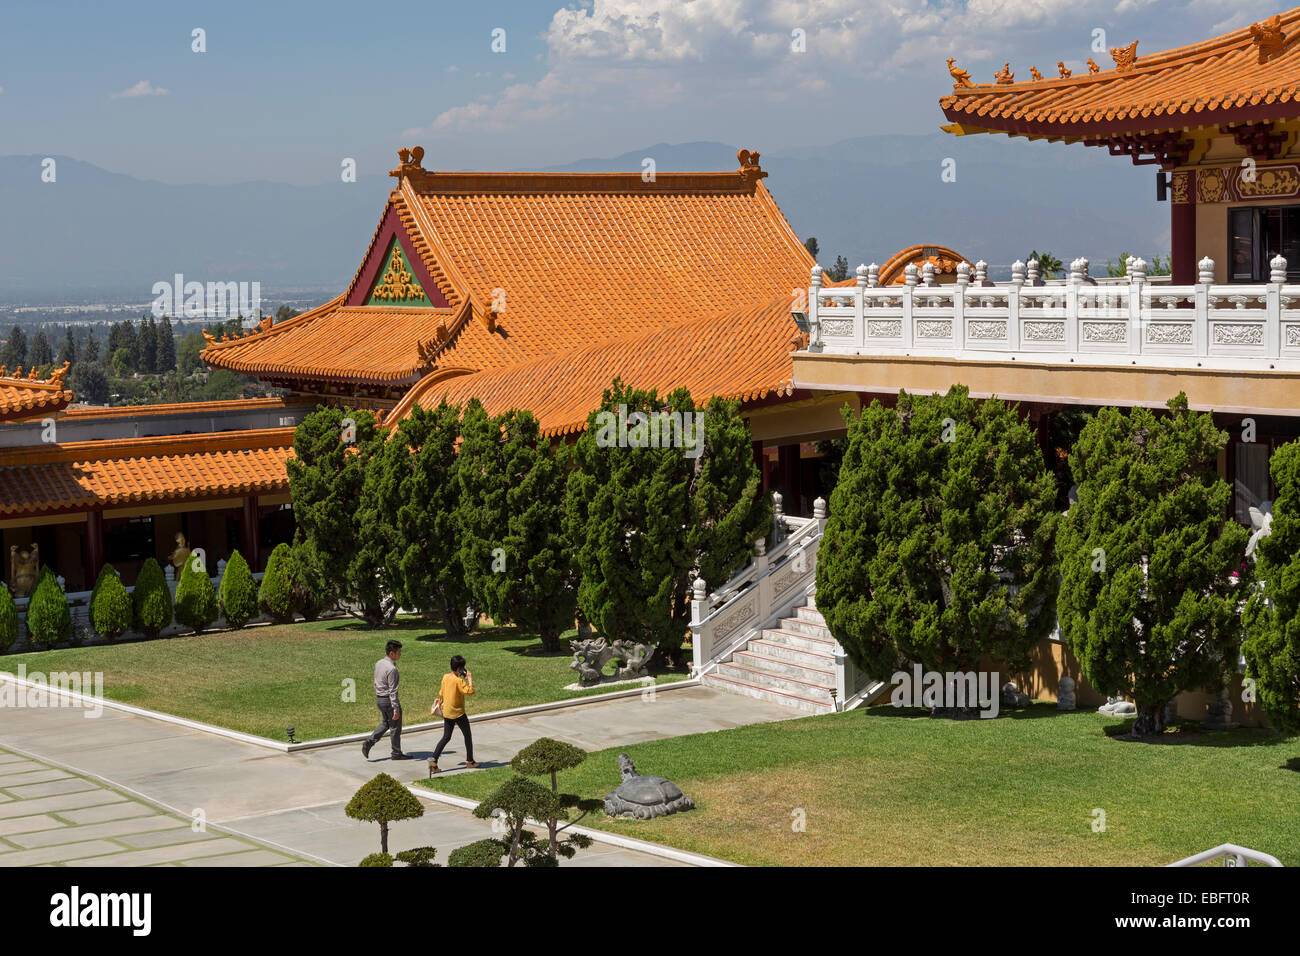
xmin=419 ymin=704 xmax=1300 ymax=866
xmin=6 ymin=617 xmax=687 ymax=742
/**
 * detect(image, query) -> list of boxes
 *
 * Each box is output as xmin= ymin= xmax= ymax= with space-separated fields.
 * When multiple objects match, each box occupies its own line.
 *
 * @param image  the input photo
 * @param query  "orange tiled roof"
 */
xmin=877 ymin=245 xmax=973 ymax=286
xmin=391 ymin=295 xmax=799 ymax=437
xmin=203 ymin=149 xmax=814 ymax=390
xmin=0 ymin=428 xmax=294 ymax=518
xmin=0 ymin=363 xmax=73 ymax=423
xmin=61 ymin=396 xmax=315 ymax=420
xmin=940 ymin=9 xmax=1300 ymax=137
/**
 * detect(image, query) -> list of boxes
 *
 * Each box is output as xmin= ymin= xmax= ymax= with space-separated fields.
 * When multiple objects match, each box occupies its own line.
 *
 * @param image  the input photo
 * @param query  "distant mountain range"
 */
xmin=0 ymin=134 xmax=1166 ymax=302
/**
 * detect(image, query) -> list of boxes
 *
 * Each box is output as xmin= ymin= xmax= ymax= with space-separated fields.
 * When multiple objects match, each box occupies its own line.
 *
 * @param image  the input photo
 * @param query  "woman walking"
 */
xmin=429 ymin=654 xmax=477 ymax=773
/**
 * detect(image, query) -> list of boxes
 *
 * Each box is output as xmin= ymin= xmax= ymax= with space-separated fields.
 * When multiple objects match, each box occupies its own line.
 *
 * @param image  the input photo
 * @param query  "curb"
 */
xmin=0 ymin=672 xmax=702 ymax=753
xmin=406 ymin=783 xmax=738 ymax=868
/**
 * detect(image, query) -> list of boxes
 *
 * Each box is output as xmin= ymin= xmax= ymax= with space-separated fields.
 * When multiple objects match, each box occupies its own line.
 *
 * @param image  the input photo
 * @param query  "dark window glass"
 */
xmin=1228 ymin=205 xmax=1300 ymax=281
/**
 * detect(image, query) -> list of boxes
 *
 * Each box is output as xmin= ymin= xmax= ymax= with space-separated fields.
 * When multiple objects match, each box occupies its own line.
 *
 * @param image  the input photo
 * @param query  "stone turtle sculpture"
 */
xmin=603 ymin=754 xmax=695 ymax=820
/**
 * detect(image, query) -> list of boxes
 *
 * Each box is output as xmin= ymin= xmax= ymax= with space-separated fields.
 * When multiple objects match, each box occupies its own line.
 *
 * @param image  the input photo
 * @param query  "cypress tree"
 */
xmin=218 ymin=550 xmax=258 ymax=629
xmin=1057 ymin=395 xmax=1248 ymax=736
xmin=155 ymin=316 xmax=177 ymax=372
xmin=174 ymin=554 xmax=218 ymax=633
xmin=1243 ymin=440 xmax=1300 ymax=734
xmin=29 ymin=330 xmax=53 ymax=369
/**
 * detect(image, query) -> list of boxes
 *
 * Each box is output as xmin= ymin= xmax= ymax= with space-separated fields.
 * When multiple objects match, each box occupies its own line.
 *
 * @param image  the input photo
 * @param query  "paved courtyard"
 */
xmin=0 ymin=683 xmax=794 ymax=867
xmin=0 ymin=748 xmax=310 ymax=866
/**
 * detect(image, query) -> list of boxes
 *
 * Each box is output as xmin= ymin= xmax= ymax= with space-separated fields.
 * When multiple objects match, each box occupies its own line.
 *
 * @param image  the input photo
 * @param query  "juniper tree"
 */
xmin=1057 ymin=395 xmax=1248 ymax=737
xmin=816 ymin=387 xmax=1059 ymax=701
xmin=365 ymin=401 xmax=471 ymax=634
xmin=457 ymin=402 xmax=576 ymax=652
xmin=565 ymin=381 xmax=694 ymax=664
xmin=29 ymin=331 xmax=53 ymax=369
xmin=345 ymin=773 xmax=423 ymax=854
xmin=287 ymin=406 xmax=392 ymax=626
xmin=1244 ymin=440 xmax=1300 ymax=734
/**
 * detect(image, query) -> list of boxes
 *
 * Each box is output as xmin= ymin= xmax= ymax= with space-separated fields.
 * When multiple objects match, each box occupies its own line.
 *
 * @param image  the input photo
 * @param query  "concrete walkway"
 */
xmin=0 ymin=685 xmax=793 ymax=866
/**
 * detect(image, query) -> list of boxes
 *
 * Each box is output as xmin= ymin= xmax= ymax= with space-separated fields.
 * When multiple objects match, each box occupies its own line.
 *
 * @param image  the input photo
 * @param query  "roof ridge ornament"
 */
xmin=737 ymin=148 xmax=767 ymax=182
xmin=947 ymin=57 xmax=975 ymax=89
xmin=389 ymin=146 xmax=426 ymax=180
xmin=1250 ymin=14 xmax=1285 ymax=63
xmin=1111 ymin=40 xmax=1138 ymax=73
xmin=1086 ymin=58 xmax=1101 ymax=74
xmin=994 ymin=62 xmax=1014 ymax=84
xmin=1057 ymin=61 xmax=1071 ymax=78
xmin=1030 ymin=65 xmax=1043 ymax=81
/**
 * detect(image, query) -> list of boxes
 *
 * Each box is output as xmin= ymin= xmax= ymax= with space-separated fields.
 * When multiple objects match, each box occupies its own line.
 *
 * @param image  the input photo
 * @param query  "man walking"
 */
xmin=362 ymin=640 xmax=409 ymax=760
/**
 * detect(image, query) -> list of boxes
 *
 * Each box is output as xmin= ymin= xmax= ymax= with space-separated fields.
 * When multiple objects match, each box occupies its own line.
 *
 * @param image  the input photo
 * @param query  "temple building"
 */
xmin=787 ymin=9 xmax=1300 ymax=720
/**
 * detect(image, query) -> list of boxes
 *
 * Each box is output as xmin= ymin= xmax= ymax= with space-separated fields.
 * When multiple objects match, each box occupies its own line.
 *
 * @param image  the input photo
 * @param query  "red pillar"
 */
xmin=1171 ymin=189 xmax=1197 ymax=286
xmin=85 ymin=509 xmax=104 ymax=582
xmin=241 ymin=496 xmax=260 ymax=571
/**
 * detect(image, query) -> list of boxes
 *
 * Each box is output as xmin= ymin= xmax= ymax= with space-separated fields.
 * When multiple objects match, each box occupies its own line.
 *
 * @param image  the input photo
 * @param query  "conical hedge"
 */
xmin=132 ymin=557 xmax=173 ymax=639
xmin=90 ymin=564 xmax=131 ymax=642
xmin=219 ymin=550 xmax=258 ymax=629
xmin=258 ymin=543 xmax=296 ymax=624
xmin=174 ymin=555 xmax=217 ymax=633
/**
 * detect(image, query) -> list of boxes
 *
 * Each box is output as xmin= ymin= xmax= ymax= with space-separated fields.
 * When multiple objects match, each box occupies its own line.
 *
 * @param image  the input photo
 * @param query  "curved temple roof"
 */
xmin=941 ymin=8 xmax=1300 ymax=139
xmin=0 ymin=363 xmax=73 ymax=423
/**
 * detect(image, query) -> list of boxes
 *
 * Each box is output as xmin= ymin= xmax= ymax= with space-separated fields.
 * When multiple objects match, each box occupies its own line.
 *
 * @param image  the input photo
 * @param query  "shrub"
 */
xmin=394 ymin=847 xmax=439 ymax=867
xmin=174 ymin=556 xmax=218 ymax=634
xmin=219 ymin=550 xmax=258 ymax=629
xmin=0 ymin=583 xmax=18 ymax=651
xmin=290 ymin=539 xmax=331 ymax=621
xmin=447 ymin=839 xmax=505 ymax=868
xmin=472 ymin=774 xmax=591 ymax=867
xmin=89 ymin=564 xmax=131 ymax=642
xmin=258 ymin=543 xmax=296 ymax=624
xmin=345 ymin=773 xmax=424 ymax=854
xmin=26 ymin=568 xmax=72 ymax=649
xmin=510 ymin=737 xmax=589 ymax=860
xmin=358 ymin=852 xmax=393 ymax=867
xmin=132 ymin=558 xmax=173 ymax=639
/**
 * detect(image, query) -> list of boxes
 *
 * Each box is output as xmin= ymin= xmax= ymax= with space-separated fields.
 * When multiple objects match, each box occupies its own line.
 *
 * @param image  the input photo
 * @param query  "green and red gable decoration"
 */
xmin=348 ymin=205 xmax=450 ymax=308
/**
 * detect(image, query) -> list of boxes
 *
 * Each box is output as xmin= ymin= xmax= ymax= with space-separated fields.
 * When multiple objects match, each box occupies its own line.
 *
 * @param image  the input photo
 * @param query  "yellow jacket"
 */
xmin=437 ymin=673 xmax=474 ymax=719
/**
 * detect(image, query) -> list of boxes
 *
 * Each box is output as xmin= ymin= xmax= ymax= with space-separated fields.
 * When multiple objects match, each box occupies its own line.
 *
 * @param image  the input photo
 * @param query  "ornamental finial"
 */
xmin=994 ymin=62 xmax=1014 ymax=84
xmin=947 ymin=58 xmax=975 ymax=89
xmin=737 ymin=148 xmax=767 ymax=182
xmin=1110 ymin=40 xmax=1138 ymax=73
xmin=1250 ymin=15 xmax=1285 ymax=64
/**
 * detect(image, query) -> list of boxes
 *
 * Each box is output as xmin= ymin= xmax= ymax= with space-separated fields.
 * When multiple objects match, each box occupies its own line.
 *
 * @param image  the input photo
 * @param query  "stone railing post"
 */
xmin=903 ymin=264 xmax=917 ymax=348
xmin=1195 ymin=256 xmax=1214 ymax=356
xmin=921 ymin=261 xmax=936 ymax=287
xmin=1268 ymin=254 xmax=1287 ymax=355
xmin=1128 ymin=257 xmax=1147 ymax=355
xmin=1026 ymin=257 xmax=1041 ymax=286
xmin=867 ymin=262 xmax=880 ymax=288
xmin=974 ymin=259 xmax=990 ymax=287
xmin=808 ymin=264 xmax=823 ymax=349
xmin=855 ymin=263 xmax=868 ymax=345
xmin=813 ymin=496 xmax=828 ymax=532
xmin=956 ymin=262 xmax=970 ymax=289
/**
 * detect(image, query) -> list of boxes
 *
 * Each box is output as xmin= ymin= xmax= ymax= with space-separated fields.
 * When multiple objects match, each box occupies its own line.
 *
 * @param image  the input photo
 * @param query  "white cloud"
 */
xmin=112 ymin=80 xmax=169 ymax=99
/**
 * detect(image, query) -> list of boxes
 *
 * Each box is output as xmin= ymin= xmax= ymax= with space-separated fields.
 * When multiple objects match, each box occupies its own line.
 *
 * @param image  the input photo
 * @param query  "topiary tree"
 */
xmin=510 ymin=737 xmax=589 ymax=860
xmin=218 ymin=550 xmax=258 ymax=629
xmin=258 ymin=542 xmax=296 ymax=624
xmin=345 ymin=773 xmax=424 ymax=854
xmin=816 ymin=387 xmax=1059 ymax=708
xmin=132 ymin=557 xmax=173 ymax=639
xmin=366 ymin=401 xmax=471 ymax=634
xmin=287 ymin=407 xmax=392 ymax=627
xmin=1058 ymin=395 xmax=1249 ymax=737
xmin=0 ymin=583 xmax=16 ymax=652
xmin=394 ymin=846 xmax=440 ymax=867
xmin=174 ymin=556 xmax=218 ymax=634
xmin=358 ymin=852 xmax=393 ymax=867
xmin=447 ymin=838 xmax=505 ymax=867
xmin=89 ymin=564 xmax=131 ymax=642
xmin=26 ymin=568 xmax=72 ymax=649
xmin=457 ymin=403 xmax=577 ymax=652
xmin=472 ymin=774 xmax=592 ymax=867
xmin=1244 ymin=440 xmax=1300 ymax=734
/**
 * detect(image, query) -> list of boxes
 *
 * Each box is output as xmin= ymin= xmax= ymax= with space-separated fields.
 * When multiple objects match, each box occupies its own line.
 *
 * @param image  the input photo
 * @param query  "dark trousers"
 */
xmin=431 ymin=714 xmax=473 ymax=763
xmin=367 ymin=697 xmax=402 ymax=755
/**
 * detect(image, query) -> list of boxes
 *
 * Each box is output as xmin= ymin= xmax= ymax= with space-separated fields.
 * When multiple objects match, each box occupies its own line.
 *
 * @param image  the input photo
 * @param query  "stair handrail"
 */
xmin=1166 ymin=843 xmax=1283 ymax=867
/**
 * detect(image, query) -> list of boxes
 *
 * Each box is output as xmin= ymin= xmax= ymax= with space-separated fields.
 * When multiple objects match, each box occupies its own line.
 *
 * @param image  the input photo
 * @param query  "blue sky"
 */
xmin=0 ymin=0 xmax=1288 ymax=185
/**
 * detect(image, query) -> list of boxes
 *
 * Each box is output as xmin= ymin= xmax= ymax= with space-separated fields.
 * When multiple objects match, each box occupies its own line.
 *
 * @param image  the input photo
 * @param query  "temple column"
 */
xmin=241 ymin=496 xmax=260 ymax=571
xmin=85 ymin=509 xmax=104 ymax=582
xmin=778 ymin=443 xmax=803 ymax=516
xmin=1171 ymin=182 xmax=1196 ymax=285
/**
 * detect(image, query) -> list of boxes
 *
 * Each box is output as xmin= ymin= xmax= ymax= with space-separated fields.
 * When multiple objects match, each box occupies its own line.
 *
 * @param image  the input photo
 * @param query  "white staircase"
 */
xmin=703 ymin=594 xmax=838 ymax=713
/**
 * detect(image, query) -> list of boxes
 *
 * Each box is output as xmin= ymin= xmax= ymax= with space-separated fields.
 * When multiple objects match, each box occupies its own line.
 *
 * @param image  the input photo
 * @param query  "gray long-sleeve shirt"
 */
xmin=374 ymin=657 xmax=400 ymax=709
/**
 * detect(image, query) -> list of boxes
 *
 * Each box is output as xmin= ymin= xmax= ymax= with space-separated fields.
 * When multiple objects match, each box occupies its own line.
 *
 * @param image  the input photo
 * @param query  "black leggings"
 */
xmin=432 ymin=714 xmax=473 ymax=762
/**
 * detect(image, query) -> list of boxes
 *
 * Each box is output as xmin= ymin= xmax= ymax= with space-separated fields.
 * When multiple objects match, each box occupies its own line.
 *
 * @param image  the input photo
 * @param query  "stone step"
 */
xmin=776 ymin=616 xmax=834 ymax=640
xmin=701 ymin=672 xmax=833 ymax=714
xmin=793 ymin=605 xmax=826 ymax=627
xmin=748 ymin=637 xmax=837 ymax=669
xmin=732 ymin=649 xmax=836 ymax=684
xmin=760 ymin=625 xmax=836 ymax=655
xmin=715 ymin=661 xmax=835 ymax=699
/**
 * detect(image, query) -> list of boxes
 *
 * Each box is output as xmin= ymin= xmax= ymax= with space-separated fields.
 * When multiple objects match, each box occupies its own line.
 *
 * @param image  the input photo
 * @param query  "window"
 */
xmin=1228 ymin=205 xmax=1300 ymax=281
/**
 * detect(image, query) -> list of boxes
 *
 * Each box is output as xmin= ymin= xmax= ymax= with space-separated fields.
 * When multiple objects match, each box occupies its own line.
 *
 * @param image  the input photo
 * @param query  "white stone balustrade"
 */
xmin=803 ymin=255 xmax=1300 ymax=367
